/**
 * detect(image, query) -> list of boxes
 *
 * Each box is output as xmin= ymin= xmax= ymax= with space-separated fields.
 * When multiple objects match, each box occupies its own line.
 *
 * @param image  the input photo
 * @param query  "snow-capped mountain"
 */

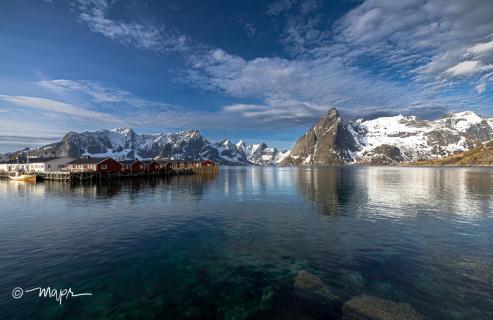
xmin=281 ymin=108 xmax=493 ymax=165
xmin=236 ymin=140 xmax=291 ymax=165
xmin=38 ymin=128 xmax=287 ymax=166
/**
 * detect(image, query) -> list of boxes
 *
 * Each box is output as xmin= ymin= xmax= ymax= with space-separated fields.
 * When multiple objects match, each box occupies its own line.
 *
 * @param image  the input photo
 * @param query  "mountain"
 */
xmin=281 ymin=108 xmax=493 ymax=165
xmin=236 ymin=140 xmax=291 ymax=165
xmin=410 ymin=140 xmax=493 ymax=166
xmin=35 ymin=128 xmax=287 ymax=166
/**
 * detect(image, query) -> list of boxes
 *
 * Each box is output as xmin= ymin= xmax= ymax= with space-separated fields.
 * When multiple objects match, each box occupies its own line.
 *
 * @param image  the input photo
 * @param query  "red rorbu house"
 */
xmin=142 ymin=160 xmax=160 ymax=173
xmin=119 ymin=159 xmax=145 ymax=174
xmin=66 ymin=157 xmax=122 ymax=172
xmin=155 ymin=160 xmax=172 ymax=174
xmin=199 ymin=160 xmax=217 ymax=167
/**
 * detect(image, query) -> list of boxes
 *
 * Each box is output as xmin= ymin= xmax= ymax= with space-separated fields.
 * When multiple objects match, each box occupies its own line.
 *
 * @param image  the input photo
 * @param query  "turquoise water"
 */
xmin=0 ymin=166 xmax=492 ymax=319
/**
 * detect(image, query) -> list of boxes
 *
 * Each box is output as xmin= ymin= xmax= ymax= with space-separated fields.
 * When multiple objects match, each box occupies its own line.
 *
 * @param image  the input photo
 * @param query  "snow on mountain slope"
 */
xmin=354 ymin=115 xmax=471 ymax=162
xmin=38 ymin=128 xmax=285 ymax=165
xmin=283 ymin=109 xmax=493 ymax=165
xmin=236 ymin=140 xmax=289 ymax=165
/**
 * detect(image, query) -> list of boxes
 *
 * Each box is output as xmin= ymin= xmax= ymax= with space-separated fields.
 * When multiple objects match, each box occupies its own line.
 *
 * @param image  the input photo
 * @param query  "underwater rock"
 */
xmin=342 ymin=295 xmax=424 ymax=320
xmin=293 ymin=270 xmax=339 ymax=304
xmin=342 ymin=271 xmax=365 ymax=290
xmin=247 ymin=306 xmax=314 ymax=320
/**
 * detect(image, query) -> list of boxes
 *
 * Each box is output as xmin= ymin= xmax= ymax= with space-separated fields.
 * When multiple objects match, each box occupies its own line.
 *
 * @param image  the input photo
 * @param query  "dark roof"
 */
xmin=67 ymin=157 xmax=110 ymax=165
xmin=119 ymin=159 xmax=143 ymax=165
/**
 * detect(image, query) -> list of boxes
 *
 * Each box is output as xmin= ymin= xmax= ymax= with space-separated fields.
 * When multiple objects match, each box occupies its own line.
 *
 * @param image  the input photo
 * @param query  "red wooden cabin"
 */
xmin=200 ymin=159 xmax=217 ymax=167
xmin=119 ymin=159 xmax=145 ymax=173
xmin=67 ymin=157 xmax=123 ymax=172
xmin=143 ymin=160 xmax=160 ymax=172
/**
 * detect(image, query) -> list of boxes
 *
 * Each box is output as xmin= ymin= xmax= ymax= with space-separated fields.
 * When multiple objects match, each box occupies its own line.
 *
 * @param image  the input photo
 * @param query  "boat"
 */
xmin=9 ymin=172 xmax=37 ymax=182
xmin=9 ymin=151 xmax=36 ymax=182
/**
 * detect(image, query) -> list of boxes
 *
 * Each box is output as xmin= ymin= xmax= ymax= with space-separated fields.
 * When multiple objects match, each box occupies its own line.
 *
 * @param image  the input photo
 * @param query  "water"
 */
xmin=0 ymin=166 xmax=492 ymax=319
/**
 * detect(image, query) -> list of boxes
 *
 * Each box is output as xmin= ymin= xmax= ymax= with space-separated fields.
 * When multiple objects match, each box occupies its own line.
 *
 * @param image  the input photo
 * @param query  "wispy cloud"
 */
xmin=38 ymin=79 xmax=173 ymax=109
xmin=76 ymin=0 xmax=189 ymax=52
xmin=0 ymin=94 xmax=126 ymax=124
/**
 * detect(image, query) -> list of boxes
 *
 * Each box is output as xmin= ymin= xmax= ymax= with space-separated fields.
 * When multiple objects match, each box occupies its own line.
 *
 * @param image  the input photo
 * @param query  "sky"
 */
xmin=0 ymin=0 xmax=493 ymax=152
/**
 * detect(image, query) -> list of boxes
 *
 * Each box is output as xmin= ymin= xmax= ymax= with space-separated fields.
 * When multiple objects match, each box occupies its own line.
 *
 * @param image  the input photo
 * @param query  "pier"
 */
xmin=0 ymin=169 xmax=199 ymax=182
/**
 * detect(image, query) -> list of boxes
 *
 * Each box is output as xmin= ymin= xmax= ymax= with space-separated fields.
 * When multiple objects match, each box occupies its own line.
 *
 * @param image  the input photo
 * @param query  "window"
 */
xmin=101 ymin=164 xmax=107 ymax=170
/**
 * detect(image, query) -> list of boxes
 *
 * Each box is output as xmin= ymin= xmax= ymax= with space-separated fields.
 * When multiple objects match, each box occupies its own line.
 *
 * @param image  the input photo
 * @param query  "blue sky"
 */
xmin=1 ymin=0 xmax=493 ymax=152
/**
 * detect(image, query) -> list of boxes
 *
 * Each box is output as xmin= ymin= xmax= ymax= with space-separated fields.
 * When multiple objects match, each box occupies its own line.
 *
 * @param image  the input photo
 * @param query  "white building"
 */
xmin=0 ymin=160 xmax=28 ymax=172
xmin=0 ymin=157 xmax=74 ymax=173
xmin=29 ymin=157 xmax=74 ymax=173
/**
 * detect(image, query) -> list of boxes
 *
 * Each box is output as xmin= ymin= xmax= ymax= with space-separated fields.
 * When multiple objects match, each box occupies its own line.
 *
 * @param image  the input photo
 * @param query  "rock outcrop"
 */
xmin=293 ymin=270 xmax=339 ymax=305
xmin=342 ymin=295 xmax=424 ymax=320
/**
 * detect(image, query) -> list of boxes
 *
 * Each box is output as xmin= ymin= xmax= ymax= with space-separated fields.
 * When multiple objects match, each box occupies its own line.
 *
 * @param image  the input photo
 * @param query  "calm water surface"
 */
xmin=0 ymin=167 xmax=492 ymax=319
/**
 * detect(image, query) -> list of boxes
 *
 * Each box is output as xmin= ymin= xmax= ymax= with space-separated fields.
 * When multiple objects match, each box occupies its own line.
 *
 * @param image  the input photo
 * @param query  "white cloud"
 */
xmin=468 ymin=40 xmax=493 ymax=55
xmin=475 ymin=83 xmax=487 ymax=94
xmin=445 ymin=61 xmax=493 ymax=77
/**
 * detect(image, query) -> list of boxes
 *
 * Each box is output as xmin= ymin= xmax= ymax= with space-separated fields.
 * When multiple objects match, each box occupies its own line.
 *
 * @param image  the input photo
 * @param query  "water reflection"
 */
xmin=292 ymin=166 xmax=493 ymax=219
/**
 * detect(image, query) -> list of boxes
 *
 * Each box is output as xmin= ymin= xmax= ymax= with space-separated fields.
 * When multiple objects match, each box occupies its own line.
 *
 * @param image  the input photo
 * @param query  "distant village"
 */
xmin=0 ymin=149 xmax=218 ymax=181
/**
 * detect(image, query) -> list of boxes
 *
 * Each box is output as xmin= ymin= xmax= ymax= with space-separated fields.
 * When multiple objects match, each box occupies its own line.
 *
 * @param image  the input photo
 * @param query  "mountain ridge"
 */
xmin=12 ymin=109 xmax=493 ymax=166
xmin=32 ymin=128 xmax=289 ymax=166
xmin=281 ymin=108 xmax=493 ymax=165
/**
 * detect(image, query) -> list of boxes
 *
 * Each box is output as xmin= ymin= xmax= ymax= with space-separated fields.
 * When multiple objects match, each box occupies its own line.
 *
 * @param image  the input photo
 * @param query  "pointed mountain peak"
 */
xmin=221 ymin=139 xmax=232 ymax=146
xmin=325 ymin=107 xmax=339 ymax=117
xmin=176 ymin=129 xmax=203 ymax=139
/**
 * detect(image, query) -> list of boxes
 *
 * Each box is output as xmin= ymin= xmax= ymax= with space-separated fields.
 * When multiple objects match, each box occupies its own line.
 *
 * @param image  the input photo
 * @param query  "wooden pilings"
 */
xmin=1 ymin=167 xmax=218 ymax=183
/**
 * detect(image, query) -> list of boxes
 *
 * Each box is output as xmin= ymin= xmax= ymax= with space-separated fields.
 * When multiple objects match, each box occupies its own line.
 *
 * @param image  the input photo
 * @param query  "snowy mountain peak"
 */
xmin=175 ymin=129 xmax=203 ymax=139
xmin=38 ymin=128 xmax=285 ymax=166
xmin=282 ymin=109 xmax=493 ymax=165
xmin=111 ymin=128 xmax=135 ymax=136
xmin=439 ymin=110 xmax=487 ymax=133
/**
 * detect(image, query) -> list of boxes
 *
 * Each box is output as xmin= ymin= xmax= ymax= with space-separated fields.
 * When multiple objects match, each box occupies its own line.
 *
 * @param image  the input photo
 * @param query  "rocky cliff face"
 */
xmin=282 ymin=109 xmax=493 ymax=165
xmin=282 ymin=108 xmax=358 ymax=165
xmin=38 ymin=128 xmax=287 ymax=166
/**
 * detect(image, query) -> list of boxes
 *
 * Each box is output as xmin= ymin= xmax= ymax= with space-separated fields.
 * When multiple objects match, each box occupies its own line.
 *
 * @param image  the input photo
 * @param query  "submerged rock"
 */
xmin=293 ymin=270 xmax=339 ymax=304
xmin=342 ymin=295 xmax=424 ymax=320
xmin=247 ymin=306 xmax=314 ymax=320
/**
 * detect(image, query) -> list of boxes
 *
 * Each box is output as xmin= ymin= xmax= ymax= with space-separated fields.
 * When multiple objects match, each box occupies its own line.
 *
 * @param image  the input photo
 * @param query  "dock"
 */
xmin=0 ymin=169 xmax=198 ymax=182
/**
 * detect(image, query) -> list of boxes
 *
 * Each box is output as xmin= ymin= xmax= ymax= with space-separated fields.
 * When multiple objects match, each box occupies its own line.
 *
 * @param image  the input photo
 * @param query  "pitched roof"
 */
xmin=119 ymin=159 xmax=143 ymax=165
xmin=67 ymin=157 xmax=110 ymax=165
